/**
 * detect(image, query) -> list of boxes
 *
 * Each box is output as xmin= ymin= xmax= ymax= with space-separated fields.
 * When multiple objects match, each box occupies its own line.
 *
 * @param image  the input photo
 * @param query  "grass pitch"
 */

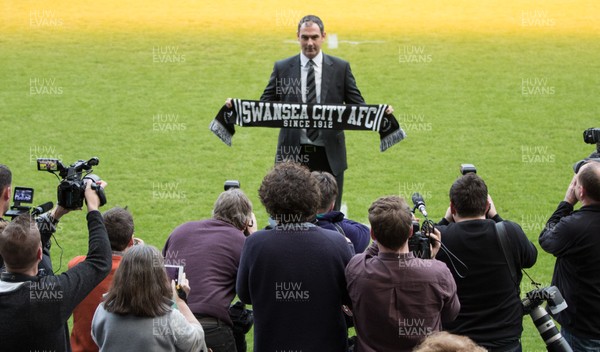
xmin=1 ymin=0 xmax=599 ymax=350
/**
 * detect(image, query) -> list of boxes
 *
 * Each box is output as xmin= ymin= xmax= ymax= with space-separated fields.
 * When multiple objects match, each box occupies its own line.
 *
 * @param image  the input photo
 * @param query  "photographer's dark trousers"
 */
xmin=195 ymin=315 xmax=237 ymax=352
xmin=562 ymin=328 xmax=600 ymax=351
xmin=233 ymin=329 xmax=247 ymax=352
xmin=300 ymin=144 xmax=344 ymax=211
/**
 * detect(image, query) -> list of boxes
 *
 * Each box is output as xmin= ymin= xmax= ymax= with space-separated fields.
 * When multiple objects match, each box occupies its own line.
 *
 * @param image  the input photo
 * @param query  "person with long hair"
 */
xmin=92 ymin=245 xmax=208 ymax=352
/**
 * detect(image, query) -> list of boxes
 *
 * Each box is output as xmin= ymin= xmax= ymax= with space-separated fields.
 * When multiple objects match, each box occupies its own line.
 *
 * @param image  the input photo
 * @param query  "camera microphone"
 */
xmin=411 ymin=193 xmax=428 ymax=217
xmin=31 ymin=202 xmax=54 ymax=216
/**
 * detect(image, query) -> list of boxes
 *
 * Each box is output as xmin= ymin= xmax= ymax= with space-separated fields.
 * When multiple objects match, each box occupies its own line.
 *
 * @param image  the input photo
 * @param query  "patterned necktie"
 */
xmin=306 ymin=60 xmax=319 ymax=141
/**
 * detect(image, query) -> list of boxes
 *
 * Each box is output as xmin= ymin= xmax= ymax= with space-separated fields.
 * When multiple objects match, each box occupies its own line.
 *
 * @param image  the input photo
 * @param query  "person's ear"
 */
xmin=450 ymin=201 xmax=457 ymax=215
xmin=370 ymin=228 xmax=376 ymax=241
xmin=578 ymin=184 xmax=586 ymax=201
xmin=328 ymin=201 xmax=335 ymax=212
xmin=2 ymin=186 xmax=11 ymax=201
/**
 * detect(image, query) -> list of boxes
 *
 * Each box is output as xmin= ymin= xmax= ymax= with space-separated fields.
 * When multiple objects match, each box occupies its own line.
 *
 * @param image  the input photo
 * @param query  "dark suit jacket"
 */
xmin=260 ymin=53 xmax=365 ymax=175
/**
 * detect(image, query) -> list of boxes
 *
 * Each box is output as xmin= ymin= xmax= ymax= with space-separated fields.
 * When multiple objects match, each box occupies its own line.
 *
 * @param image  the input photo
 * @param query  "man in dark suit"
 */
xmin=227 ymin=15 xmax=391 ymax=210
xmin=260 ymin=15 xmax=363 ymax=210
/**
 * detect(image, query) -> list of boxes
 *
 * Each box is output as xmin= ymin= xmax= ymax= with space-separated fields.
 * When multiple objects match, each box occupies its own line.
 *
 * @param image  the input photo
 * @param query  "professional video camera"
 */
xmin=522 ymin=286 xmax=573 ymax=352
xmin=409 ymin=193 xmax=434 ymax=259
xmin=573 ymin=128 xmax=600 ymax=173
xmin=37 ymin=157 xmax=106 ymax=210
xmin=4 ymin=187 xmax=53 ymax=219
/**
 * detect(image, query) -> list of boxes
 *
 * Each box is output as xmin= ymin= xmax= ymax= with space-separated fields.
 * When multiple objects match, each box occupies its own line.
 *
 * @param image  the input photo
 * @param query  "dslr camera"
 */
xmin=37 ymin=157 xmax=106 ymax=210
xmin=460 ymin=163 xmax=477 ymax=175
xmin=522 ymin=286 xmax=572 ymax=352
xmin=583 ymin=127 xmax=600 ymax=148
xmin=573 ymin=128 xmax=600 ymax=173
xmin=224 ymin=180 xmax=240 ymax=191
xmin=408 ymin=221 xmax=432 ymax=259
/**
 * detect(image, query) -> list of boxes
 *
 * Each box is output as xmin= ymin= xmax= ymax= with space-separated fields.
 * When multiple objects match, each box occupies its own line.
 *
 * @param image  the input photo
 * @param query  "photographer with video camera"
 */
xmin=435 ymin=173 xmax=537 ymax=352
xmin=0 ymin=178 xmax=111 ymax=352
xmin=345 ymin=195 xmax=459 ymax=351
xmin=539 ymin=160 xmax=600 ymax=350
xmin=0 ymin=163 xmax=72 ymax=275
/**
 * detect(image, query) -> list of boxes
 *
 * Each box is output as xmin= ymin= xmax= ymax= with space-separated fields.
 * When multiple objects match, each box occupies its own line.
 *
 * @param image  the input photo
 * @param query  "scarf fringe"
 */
xmin=209 ymin=119 xmax=233 ymax=146
xmin=380 ymin=128 xmax=407 ymax=152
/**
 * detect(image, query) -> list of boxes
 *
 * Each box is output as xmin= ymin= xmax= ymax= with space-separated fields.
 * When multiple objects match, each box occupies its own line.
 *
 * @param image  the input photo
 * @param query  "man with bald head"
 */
xmin=540 ymin=161 xmax=600 ymax=350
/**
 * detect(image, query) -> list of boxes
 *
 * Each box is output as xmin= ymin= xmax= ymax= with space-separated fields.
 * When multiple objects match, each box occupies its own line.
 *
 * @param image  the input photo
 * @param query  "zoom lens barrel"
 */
xmin=530 ymin=306 xmax=573 ymax=352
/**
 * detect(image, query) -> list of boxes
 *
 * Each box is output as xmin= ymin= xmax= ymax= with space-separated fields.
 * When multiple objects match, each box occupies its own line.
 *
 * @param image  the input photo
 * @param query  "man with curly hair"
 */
xmin=236 ymin=162 xmax=353 ymax=352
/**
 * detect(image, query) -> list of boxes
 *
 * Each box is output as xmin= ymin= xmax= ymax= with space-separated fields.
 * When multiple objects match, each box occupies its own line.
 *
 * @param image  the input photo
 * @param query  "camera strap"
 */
xmin=332 ymin=222 xmax=347 ymax=237
xmin=494 ymin=221 xmax=519 ymax=289
xmin=1 ymin=271 xmax=40 ymax=282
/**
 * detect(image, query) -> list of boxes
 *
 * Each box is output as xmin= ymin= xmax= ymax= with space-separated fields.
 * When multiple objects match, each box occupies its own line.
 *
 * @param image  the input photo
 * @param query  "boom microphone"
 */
xmin=31 ymin=202 xmax=54 ymax=216
xmin=411 ymin=193 xmax=428 ymax=217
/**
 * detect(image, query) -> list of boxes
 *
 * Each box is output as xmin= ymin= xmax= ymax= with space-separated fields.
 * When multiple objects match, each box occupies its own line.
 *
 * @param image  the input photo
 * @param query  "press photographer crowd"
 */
xmin=1 ymin=128 xmax=600 ymax=352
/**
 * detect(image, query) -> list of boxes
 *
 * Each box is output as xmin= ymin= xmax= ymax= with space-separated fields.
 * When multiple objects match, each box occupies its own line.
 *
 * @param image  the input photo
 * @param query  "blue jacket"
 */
xmin=316 ymin=211 xmax=370 ymax=253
